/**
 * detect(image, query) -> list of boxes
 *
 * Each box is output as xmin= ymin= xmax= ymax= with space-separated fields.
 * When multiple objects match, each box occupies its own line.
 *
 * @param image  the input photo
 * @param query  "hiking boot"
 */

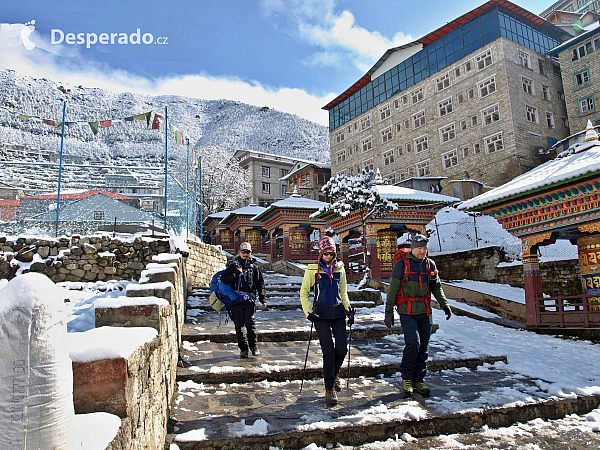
xmin=334 ymin=375 xmax=342 ymax=392
xmin=325 ymin=387 xmax=338 ymax=406
xmin=413 ymin=381 xmax=430 ymax=396
xmin=240 ymin=350 xmax=249 ymax=359
xmin=401 ymin=379 xmax=413 ymax=396
xmin=251 ymin=348 xmax=260 ymax=356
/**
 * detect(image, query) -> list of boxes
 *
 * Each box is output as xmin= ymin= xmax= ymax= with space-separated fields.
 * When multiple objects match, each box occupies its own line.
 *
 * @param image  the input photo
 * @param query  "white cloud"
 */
xmin=0 ymin=34 xmax=334 ymax=126
xmin=260 ymin=0 xmax=414 ymax=71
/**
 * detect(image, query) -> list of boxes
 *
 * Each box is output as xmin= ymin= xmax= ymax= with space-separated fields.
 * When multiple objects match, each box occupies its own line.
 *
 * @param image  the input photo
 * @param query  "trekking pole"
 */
xmin=346 ymin=321 xmax=353 ymax=390
xmin=299 ymin=321 xmax=314 ymax=394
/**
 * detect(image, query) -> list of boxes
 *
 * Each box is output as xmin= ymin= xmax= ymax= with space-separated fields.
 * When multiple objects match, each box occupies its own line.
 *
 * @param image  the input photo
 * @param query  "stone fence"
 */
xmin=433 ymin=246 xmax=581 ymax=297
xmin=0 ymin=235 xmax=171 ymax=283
xmin=185 ymin=238 xmax=227 ymax=290
xmin=72 ymin=253 xmax=186 ymax=449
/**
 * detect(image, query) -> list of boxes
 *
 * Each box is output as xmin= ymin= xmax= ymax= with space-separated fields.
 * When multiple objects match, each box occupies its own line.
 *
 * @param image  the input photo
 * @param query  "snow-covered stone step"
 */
xmin=177 ymin=337 xmax=506 ymax=384
xmin=182 ymin=308 xmax=420 ymax=342
xmin=168 ymin=362 xmax=597 ymax=449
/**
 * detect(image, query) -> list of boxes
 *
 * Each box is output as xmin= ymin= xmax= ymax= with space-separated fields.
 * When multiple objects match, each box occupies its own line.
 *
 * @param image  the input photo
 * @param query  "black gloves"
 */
xmin=345 ymin=307 xmax=356 ymax=326
xmin=307 ymin=312 xmax=320 ymax=323
xmin=384 ymin=314 xmax=394 ymax=328
xmin=443 ymin=306 xmax=452 ymax=320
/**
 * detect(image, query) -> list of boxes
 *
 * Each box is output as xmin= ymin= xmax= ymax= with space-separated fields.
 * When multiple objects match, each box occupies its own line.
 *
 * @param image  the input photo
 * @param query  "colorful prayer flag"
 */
xmin=151 ymin=114 xmax=163 ymax=130
xmin=124 ymin=116 xmax=134 ymax=122
xmin=19 ymin=114 xmax=32 ymax=120
xmin=100 ymin=120 xmax=112 ymax=128
xmin=145 ymin=111 xmax=151 ymax=127
xmin=134 ymin=113 xmax=146 ymax=121
xmin=89 ymin=121 xmax=99 ymax=135
xmin=172 ymin=127 xmax=177 ymax=141
xmin=42 ymin=119 xmax=56 ymax=127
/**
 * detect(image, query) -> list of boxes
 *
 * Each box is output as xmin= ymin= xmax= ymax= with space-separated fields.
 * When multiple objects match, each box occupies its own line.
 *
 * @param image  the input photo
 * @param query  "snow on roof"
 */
xmin=253 ymin=195 xmax=329 ymax=220
xmin=549 ymin=20 xmax=600 ymax=55
xmin=460 ymin=123 xmax=600 ymax=210
xmin=375 ymin=184 xmax=459 ymax=203
xmin=280 ymin=161 xmax=331 ymax=181
xmin=220 ymin=205 xmax=267 ymax=224
xmin=206 ymin=210 xmax=231 ymax=220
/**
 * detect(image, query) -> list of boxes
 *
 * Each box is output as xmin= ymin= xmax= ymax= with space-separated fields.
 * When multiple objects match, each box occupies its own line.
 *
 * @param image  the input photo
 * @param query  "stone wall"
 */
xmin=433 ymin=246 xmax=581 ymax=297
xmin=72 ymin=254 xmax=185 ymax=450
xmin=0 ymin=235 xmax=171 ymax=283
xmin=185 ymin=238 xmax=227 ymax=290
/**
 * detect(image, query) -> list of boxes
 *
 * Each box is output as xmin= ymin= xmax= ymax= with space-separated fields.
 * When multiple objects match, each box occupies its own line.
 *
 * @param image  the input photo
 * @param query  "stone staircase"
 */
xmin=167 ymin=271 xmax=600 ymax=449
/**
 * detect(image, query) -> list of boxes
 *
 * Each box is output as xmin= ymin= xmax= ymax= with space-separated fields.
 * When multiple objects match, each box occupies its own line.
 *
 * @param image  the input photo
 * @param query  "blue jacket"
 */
xmin=300 ymin=261 xmax=350 ymax=320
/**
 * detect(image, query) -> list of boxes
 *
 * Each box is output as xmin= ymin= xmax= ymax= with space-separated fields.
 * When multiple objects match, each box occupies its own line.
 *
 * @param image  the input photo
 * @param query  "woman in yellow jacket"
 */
xmin=300 ymin=236 xmax=354 ymax=405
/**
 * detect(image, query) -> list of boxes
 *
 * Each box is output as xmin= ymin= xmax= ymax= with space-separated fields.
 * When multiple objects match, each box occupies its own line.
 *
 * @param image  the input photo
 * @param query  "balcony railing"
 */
xmin=535 ymin=294 xmax=600 ymax=328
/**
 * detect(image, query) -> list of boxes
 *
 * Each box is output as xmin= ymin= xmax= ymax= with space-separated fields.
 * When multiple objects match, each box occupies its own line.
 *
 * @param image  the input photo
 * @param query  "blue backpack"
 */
xmin=208 ymin=269 xmax=251 ymax=313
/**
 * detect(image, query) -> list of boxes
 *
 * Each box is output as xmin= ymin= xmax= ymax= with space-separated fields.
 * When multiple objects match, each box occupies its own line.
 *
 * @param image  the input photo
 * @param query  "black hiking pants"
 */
xmin=400 ymin=313 xmax=433 ymax=382
xmin=315 ymin=317 xmax=347 ymax=389
xmin=230 ymin=301 xmax=257 ymax=352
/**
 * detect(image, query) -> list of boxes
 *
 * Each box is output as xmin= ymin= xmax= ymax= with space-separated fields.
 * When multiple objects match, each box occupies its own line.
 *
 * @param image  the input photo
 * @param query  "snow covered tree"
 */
xmin=199 ymin=146 xmax=249 ymax=216
xmin=318 ymin=170 xmax=397 ymax=286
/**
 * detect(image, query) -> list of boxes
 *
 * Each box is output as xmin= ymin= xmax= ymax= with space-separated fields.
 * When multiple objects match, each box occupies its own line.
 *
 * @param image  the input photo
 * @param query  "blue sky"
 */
xmin=0 ymin=0 xmax=551 ymax=124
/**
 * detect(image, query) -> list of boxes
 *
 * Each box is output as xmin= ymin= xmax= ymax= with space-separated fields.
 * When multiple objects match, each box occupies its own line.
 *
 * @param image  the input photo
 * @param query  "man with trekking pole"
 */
xmin=299 ymin=236 xmax=355 ymax=405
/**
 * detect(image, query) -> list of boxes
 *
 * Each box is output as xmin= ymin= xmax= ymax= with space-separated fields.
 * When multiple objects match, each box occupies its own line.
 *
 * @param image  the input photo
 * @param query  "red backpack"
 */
xmin=393 ymin=252 xmax=437 ymax=316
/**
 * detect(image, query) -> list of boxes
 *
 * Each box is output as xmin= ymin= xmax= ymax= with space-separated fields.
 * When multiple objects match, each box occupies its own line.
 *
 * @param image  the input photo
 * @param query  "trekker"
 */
xmin=221 ymin=242 xmax=266 ymax=359
xmin=300 ymin=236 xmax=355 ymax=406
xmin=384 ymin=234 xmax=452 ymax=397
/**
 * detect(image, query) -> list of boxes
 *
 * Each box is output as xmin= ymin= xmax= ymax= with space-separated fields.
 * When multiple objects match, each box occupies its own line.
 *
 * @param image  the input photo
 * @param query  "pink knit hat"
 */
xmin=316 ymin=236 xmax=337 ymax=279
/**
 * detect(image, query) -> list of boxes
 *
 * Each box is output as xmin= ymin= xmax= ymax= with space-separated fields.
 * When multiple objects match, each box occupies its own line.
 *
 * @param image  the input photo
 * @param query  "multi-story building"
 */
xmin=541 ymin=7 xmax=599 ymax=36
xmin=549 ymin=22 xmax=600 ymax=131
xmin=323 ymin=0 xmax=570 ymax=190
xmin=280 ymin=161 xmax=331 ymax=201
xmin=232 ymin=149 xmax=325 ymax=207
xmin=541 ymin=0 xmax=600 ymax=22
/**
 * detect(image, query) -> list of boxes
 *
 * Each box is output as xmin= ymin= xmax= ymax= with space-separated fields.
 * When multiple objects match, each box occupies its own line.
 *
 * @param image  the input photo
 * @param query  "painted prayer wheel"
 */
xmin=220 ymin=229 xmax=234 ymax=250
xmin=577 ymin=234 xmax=600 ymax=311
xmin=289 ymin=229 xmax=307 ymax=256
xmin=245 ymin=229 xmax=261 ymax=252
xmin=377 ymin=230 xmax=397 ymax=273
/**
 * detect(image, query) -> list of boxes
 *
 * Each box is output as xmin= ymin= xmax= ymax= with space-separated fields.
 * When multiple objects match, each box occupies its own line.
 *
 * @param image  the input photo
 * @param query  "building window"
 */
xmin=538 ymin=59 xmax=546 ymax=76
xmin=404 ymin=119 xmax=410 ymax=130
xmin=360 ymin=114 xmax=371 ymax=130
xmin=397 ymin=146 xmax=403 ymax=156
xmin=334 ymin=130 xmax=345 ymax=144
xmin=262 ymin=166 xmax=271 ymax=178
xmin=412 ymin=110 xmax=426 ymax=129
xmin=416 ymin=159 xmax=431 ymax=176
xmin=546 ymin=112 xmax=555 ymax=128
xmin=382 ymin=149 xmax=395 ymax=166
xmin=407 ymin=167 xmax=415 ymax=178
xmin=442 ymin=149 xmax=459 ymax=169
xmin=436 ymin=72 xmax=451 ymax=92
xmin=476 ymin=49 xmax=493 ymax=70
xmin=518 ymin=50 xmax=530 ymax=68
xmin=460 ymin=119 xmax=467 ymax=130
xmin=438 ymin=97 xmax=454 ymax=117
xmin=406 ymin=142 xmax=413 ymax=153
xmin=580 ymin=95 xmax=596 ymax=115
xmin=384 ymin=172 xmax=396 ymax=184
xmin=542 ymin=85 xmax=550 ymax=101
xmin=575 ymin=69 xmax=591 ymax=89
xmin=379 ymin=103 xmax=392 ymax=121
xmin=281 ymin=169 xmax=289 ymax=177
xmin=352 ymin=121 xmax=358 ymax=132
xmin=485 ymin=132 xmax=504 ymax=154
xmin=262 ymin=182 xmax=271 ymax=194
xmin=465 ymin=60 xmax=473 ymax=73
xmin=471 ymin=115 xmax=478 ymax=126
xmin=478 ymin=76 xmax=496 ymax=98
xmin=462 ymin=146 xmax=470 ymax=158
xmin=301 ymin=173 xmax=310 ymax=186
xmin=522 ymin=77 xmax=534 ymax=95
xmin=393 ymin=98 xmax=401 ymax=109
xmin=411 ymin=87 xmax=424 ymax=104
xmin=361 ymin=136 xmax=372 ymax=152
xmin=93 ymin=210 xmax=105 ymax=220
xmin=481 ymin=104 xmax=500 ymax=126
xmin=381 ymin=126 xmax=393 ymax=144
xmin=558 ymin=90 xmax=565 ymax=100
xmin=415 ymin=135 xmax=429 ymax=153
xmin=474 ymin=142 xmax=481 ymax=154
xmin=455 ymin=67 xmax=461 ymax=77
xmin=439 ymin=123 xmax=456 ymax=143
xmin=457 ymin=93 xmax=465 ymax=105
xmin=526 ymin=105 xmax=538 ymax=123
xmin=318 ymin=171 xmax=329 ymax=184
xmin=362 ymin=158 xmax=374 ymax=172
xmin=336 ymin=149 xmax=347 ymax=164
xmin=468 ymin=88 xmax=475 ymax=100
xmin=282 ymin=185 xmax=288 ymax=196
xmin=552 ymin=64 xmax=561 ymax=76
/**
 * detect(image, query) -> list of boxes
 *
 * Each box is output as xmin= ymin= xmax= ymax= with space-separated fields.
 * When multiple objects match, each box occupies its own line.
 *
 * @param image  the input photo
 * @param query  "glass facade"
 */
xmin=329 ymin=6 xmax=562 ymax=131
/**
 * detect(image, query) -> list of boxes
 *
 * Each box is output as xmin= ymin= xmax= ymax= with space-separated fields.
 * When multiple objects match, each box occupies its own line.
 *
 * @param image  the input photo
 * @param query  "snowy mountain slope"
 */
xmin=0 ymin=69 xmax=330 ymax=172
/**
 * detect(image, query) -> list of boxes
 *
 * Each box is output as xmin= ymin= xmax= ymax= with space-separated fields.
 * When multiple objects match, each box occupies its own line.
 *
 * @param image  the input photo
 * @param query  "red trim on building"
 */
xmin=26 ymin=190 xmax=136 ymax=200
xmin=0 ymin=199 xmax=20 ymax=207
xmin=322 ymin=74 xmax=371 ymax=111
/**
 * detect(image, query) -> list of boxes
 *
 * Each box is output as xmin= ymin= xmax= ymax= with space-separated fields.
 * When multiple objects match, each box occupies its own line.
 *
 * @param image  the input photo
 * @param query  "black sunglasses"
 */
xmin=240 ymin=250 xmax=251 ymax=254
xmin=322 ymin=251 xmax=336 ymax=256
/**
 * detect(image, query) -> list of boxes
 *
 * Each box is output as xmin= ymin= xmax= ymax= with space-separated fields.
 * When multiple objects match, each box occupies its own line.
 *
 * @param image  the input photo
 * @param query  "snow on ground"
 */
xmin=444 ymin=280 xmax=525 ymax=304
xmin=68 ymin=326 xmax=157 ymax=362
xmin=73 ymin=412 xmax=121 ymax=450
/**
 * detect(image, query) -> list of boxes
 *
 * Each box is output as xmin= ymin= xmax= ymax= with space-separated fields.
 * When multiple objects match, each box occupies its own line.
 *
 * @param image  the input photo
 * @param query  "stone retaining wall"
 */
xmin=73 ymin=254 xmax=185 ymax=450
xmin=441 ymin=283 xmax=526 ymax=322
xmin=185 ymin=238 xmax=227 ymax=290
xmin=0 ymin=235 xmax=171 ymax=283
